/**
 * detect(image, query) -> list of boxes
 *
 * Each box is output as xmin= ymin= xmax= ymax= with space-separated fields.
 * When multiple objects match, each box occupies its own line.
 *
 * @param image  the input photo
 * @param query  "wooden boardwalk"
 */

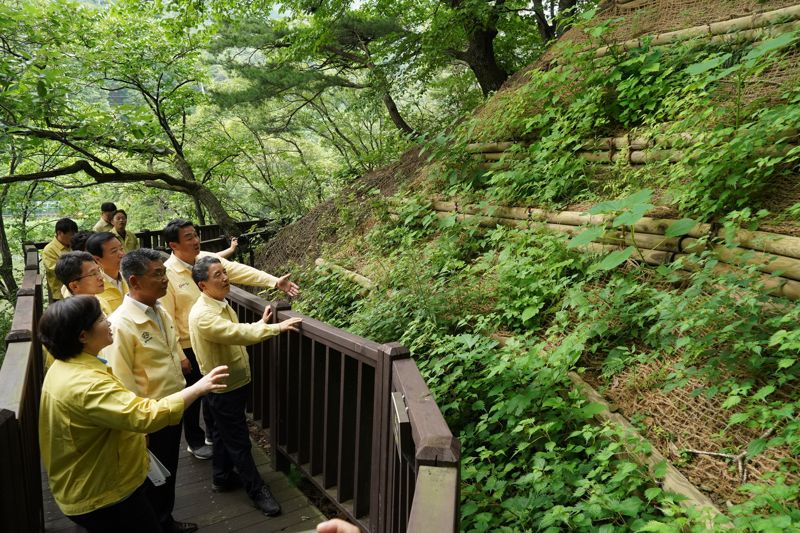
xmin=43 ymin=437 xmax=326 ymax=532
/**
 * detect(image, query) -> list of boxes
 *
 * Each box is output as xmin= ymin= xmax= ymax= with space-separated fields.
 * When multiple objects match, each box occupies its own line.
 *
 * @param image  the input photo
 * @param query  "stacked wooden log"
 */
xmin=467 ymin=135 xmax=688 ymax=169
xmin=314 ymin=257 xmax=376 ymax=292
xmin=468 ymin=131 xmax=796 ymax=169
xmin=596 ymin=3 xmax=800 ymax=57
xmin=428 ymin=200 xmax=800 ymax=301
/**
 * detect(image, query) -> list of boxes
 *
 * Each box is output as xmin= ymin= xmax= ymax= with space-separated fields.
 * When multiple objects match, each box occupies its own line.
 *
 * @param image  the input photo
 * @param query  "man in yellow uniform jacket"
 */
xmin=92 ymin=201 xmax=116 ymax=232
xmin=105 ymin=249 xmax=197 ymax=533
xmin=110 ymin=209 xmax=139 ymax=253
xmin=160 ymin=219 xmax=299 ymax=460
xmin=188 ymin=256 xmax=301 ymax=516
xmin=86 ymin=232 xmax=128 ymax=314
xmin=41 ymin=217 xmax=78 ymax=302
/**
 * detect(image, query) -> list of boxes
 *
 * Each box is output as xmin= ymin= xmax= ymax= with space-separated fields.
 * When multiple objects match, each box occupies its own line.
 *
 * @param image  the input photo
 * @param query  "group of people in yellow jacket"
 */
xmin=35 ymin=213 xmax=363 ymax=533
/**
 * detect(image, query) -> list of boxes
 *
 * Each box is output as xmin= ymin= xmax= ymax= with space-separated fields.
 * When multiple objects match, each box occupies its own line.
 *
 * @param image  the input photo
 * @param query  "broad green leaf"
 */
xmin=746 ymin=438 xmax=768 ymax=459
xmin=665 ymin=218 xmax=697 ymax=237
xmin=685 ymin=53 xmax=731 ymax=75
xmin=777 ymin=358 xmax=796 ymax=369
xmin=743 ymin=31 xmax=798 ymax=63
xmin=588 ymin=198 xmax=624 ymax=215
xmin=613 ymin=203 xmax=653 ymax=227
xmin=521 ymin=306 xmax=539 ymax=322
xmin=728 ymin=412 xmax=750 ymax=425
xmin=438 ymin=214 xmax=457 ymax=228
xmin=589 ymin=246 xmax=634 ymax=273
xmin=580 ymin=402 xmax=606 ymax=418
xmin=567 ymin=226 xmax=604 ymax=249
xmin=652 ymin=460 xmax=668 ymax=478
xmin=752 ymin=384 xmax=775 ymax=401
xmin=623 ymin=188 xmax=654 ymax=207
xmin=637 ymin=521 xmax=677 ymax=532
xmin=722 ymin=395 xmax=741 ymax=409
xmin=644 ymin=487 xmax=662 ymax=500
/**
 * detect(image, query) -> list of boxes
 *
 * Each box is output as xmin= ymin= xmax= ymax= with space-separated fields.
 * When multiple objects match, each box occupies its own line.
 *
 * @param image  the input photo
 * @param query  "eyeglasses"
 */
xmin=72 ymin=268 xmax=103 ymax=282
xmin=146 ymin=269 xmax=168 ymax=280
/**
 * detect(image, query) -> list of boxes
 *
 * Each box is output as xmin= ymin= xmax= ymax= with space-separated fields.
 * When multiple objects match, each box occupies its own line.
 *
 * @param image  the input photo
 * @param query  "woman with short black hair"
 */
xmin=39 ymin=295 xmax=229 ymax=533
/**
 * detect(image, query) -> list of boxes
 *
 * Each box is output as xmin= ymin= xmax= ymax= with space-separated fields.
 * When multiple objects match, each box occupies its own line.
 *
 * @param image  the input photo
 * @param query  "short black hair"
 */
xmin=120 ymin=248 xmax=166 ymax=285
xmin=192 ymin=255 xmax=221 ymax=284
xmin=38 ymin=295 xmax=103 ymax=360
xmin=55 ymin=218 xmax=78 ymax=235
xmin=70 ymin=230 xmax=95 ymax=252
xmin=113 ymin=209 xmax=128 ymax=218
xmin=55 ymin=251 xmax=96 ymax=288
xmin=162 ymin=219 xmax=195 ymax=245
xmin=86 ymin=232 xmax=119 ymax=257
xmin=101 ymin=202 xmax=117 ymax=213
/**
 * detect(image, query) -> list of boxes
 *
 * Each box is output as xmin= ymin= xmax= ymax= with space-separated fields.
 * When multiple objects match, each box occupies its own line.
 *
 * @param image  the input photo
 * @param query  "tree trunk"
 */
xmin=0 ymin=185 xmax=19 ymax=303
xmin=193 ymin=196 xmax=207 ymax=225
xmin=461 ymin=26 xmax=509 ymax=95
xmin=190 ymin=185 xmax=240 ymax=237
xmin=382 ymin=92 xmax=417 ymax=136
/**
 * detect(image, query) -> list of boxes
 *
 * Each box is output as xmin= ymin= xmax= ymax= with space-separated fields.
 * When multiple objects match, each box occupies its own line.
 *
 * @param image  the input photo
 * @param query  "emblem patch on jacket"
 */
xmin=141 ymin=331 xmax=153 ymax=344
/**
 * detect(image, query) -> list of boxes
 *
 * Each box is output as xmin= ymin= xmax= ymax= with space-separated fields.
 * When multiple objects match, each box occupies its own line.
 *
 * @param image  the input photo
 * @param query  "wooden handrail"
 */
xmin=1 ymin=240 xmax=459 ymax=533
xmin=225 ymin=288 xmax=460 ymax=533
xmin=0 ymin=244 xmax=44 ymax=533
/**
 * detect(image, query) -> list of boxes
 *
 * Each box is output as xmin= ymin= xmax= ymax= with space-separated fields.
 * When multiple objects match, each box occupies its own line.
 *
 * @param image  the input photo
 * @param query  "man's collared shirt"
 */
xmin=60 ymin=285 xmax=114 ymax=315
xmin=42 ymin=237 xmax=70 ymax=300
xmin=92 ymin=218 xmax=113 ymax=232
xmin=39 ymin=352 xmax=184 ymax=516
xmin=105 ymin=295 xmax=187 ymax=400
xmin=188 ymin=292 xmax=280 ymax=393
xmin=97 ymin=271 xmax=128 ymax=315
xmin=111 ymin=228 xmax=139 ymax=254
xmin=161 ymin=251 xmax=279 ymax=349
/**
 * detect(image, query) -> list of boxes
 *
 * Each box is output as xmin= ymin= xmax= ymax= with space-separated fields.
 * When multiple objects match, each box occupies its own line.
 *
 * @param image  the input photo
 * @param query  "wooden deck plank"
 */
xmin=44 ymin=434 xmax=326 ymax=532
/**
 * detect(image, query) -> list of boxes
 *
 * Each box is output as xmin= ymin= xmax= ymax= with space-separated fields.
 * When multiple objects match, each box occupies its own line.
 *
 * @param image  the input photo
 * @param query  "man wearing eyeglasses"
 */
xmin=105 ymin=249 xmax=196 ymax=533
xmin=55 ymin=251 xmax=107 ymax=305
xmin=160 ymin=219 xmax=299 ymax=461
xmin=45 ymin=251 xmax=110 ymax=371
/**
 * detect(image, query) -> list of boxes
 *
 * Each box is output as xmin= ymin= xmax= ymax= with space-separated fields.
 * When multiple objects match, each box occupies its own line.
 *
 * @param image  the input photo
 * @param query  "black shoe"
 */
xmin=169 ymin=521 xmax=198 ymax=533
xmin=211 ymin=474 xmax=243 ymax=493
xmin=252 ymin=486 xmax=281 ymax=517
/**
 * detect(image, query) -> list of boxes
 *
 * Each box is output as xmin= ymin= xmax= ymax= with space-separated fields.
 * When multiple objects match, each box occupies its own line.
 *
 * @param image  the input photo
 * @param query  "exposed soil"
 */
xmin=256 ymin=147 xmax=426 ymax=275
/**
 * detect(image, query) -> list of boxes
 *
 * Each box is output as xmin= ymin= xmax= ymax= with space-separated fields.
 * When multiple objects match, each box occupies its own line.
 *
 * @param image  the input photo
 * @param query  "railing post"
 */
xmin=375 ymin=342 xmax=411 ymax=533
xmin=268 ymin=300 xmax=293 ymax=472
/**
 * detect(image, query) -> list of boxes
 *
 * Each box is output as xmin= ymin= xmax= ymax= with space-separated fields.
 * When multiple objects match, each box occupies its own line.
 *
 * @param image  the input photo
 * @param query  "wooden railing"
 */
xmin=0 ymin=241 xmax=459 ymax=533
xmin=227 ymin=289 xmax=460 ymax=533
xmin=0 ymin=244 xmax=44 ymax=533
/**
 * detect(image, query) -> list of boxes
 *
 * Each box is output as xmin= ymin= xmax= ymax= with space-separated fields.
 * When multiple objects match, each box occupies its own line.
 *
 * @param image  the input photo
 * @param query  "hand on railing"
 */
xmin=316 ymin=518 xmax=360 ymax=533
xmin=262 ymin=306 xmax=303 ymax=332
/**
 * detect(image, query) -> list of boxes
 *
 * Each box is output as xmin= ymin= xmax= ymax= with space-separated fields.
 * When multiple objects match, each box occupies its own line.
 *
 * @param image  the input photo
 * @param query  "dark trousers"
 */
xmin=205 ymin=384 xmax=265 ymax=500
xmin=183 ymin=347 xmax=215 ymax=449
xmin=146 ymin=421 xmax=182 ymax=527
xmin=68 ymin=482 xmax=163 ymax=533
